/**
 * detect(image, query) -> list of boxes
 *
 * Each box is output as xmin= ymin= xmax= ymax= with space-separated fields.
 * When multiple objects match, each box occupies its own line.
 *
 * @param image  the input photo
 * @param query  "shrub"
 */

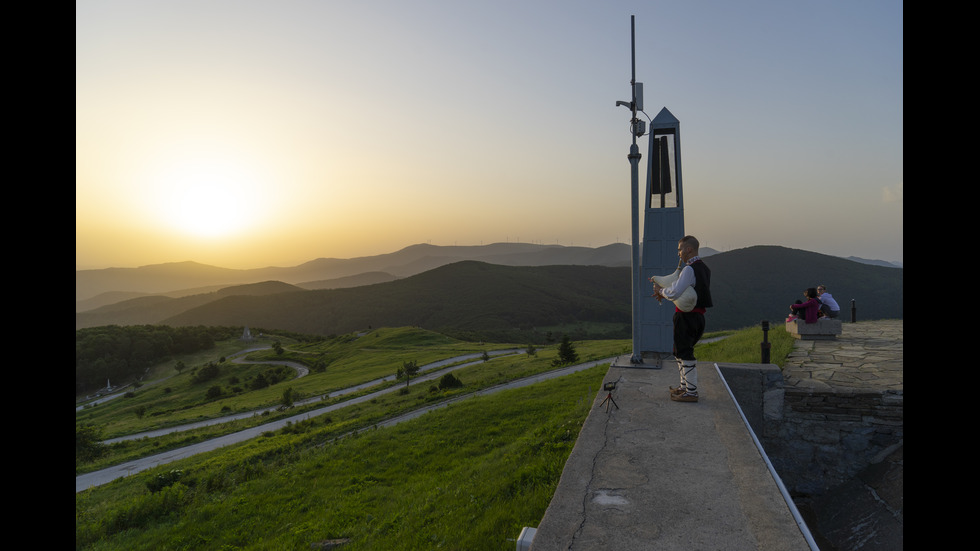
xmin=76 ymin=424 xmax=106 ymax=463
xmin=146 ymin=469 xmax=184 ymax=493
xmin=193 ymin=362 xmax=221 ymax=384
xmin=438 ymin=372 xmax=463 ymax=390
xmin=250 ymin=373 xmax=269 ymax=390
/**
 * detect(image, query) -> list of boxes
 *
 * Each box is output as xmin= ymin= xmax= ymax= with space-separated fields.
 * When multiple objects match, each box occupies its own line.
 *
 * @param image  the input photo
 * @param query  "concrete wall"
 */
xmin=765 ymin=388 xmax=904 ymax=496
xmin=716 ymin=362 xmax=785 ymax=437
xmin=717 ymin=363 xmax=904 ymax=497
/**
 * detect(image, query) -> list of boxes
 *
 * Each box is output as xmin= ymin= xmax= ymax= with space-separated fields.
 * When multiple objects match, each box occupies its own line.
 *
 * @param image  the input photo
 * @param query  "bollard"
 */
xmin=851 ymin=299 xmax=857 ymax=323
xmin=760 ymin=320 xmax=771 ymax=364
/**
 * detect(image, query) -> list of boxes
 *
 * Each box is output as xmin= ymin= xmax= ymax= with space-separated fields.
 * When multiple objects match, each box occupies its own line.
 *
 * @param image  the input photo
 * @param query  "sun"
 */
xmin=149 ymin=151 xmax=265 ymax=239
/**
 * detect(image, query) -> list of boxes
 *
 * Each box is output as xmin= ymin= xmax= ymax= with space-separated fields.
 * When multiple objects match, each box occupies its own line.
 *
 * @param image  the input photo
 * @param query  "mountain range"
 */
xmin=76 ymin=243 xmax=903 ymax=339
xmin=76 ymin=242 xmax=634 ymax=306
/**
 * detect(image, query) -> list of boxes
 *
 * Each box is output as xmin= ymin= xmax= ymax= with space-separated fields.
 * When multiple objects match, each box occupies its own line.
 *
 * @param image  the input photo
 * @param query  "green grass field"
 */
xmin=76 ymin=324 xmax=794 ymax=550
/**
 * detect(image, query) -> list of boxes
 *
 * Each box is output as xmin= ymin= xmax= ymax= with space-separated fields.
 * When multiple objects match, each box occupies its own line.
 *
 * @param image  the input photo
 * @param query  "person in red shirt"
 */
xmin=789 ymin=288 xmax=822 ymax=324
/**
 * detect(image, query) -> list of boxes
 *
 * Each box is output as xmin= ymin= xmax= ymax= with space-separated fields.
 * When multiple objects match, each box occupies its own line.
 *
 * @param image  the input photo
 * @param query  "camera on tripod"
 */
xmin=600 ymin=381 xmax=619 ymax=412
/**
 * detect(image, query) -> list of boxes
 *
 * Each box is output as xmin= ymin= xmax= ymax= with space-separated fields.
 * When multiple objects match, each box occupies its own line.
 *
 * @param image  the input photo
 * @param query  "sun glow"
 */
xmin=145 ymin=149 xmax=267 ymax=239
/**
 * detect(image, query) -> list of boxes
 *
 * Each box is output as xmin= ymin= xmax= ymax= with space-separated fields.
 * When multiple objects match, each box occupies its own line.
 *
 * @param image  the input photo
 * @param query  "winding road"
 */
xmin=76 ymin=349 xmax=614 ymax=493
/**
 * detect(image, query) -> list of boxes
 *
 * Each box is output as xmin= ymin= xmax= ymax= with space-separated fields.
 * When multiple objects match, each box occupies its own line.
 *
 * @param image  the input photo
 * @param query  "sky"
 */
xmin=76 ymin=0 xmax=903 ymax=270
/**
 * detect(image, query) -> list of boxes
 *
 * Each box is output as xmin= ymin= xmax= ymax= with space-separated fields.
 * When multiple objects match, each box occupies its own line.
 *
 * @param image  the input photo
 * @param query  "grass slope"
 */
xmin=76 ymin=324 xmax=799 ymax=550
xmin=76 ymin=366 xmax=605 ymax=550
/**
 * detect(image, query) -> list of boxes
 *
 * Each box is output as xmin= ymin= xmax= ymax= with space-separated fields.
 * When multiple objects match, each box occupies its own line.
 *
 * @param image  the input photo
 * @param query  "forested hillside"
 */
xmin=163 ymin=262 xmax=632 ymax=343
xmin=704 ymin=245 xmax=902 ymax=330
xmin=75 ymin=325 xmax=239 ymax=395
xmin=75 ymin=246 xmax=903 ymax=345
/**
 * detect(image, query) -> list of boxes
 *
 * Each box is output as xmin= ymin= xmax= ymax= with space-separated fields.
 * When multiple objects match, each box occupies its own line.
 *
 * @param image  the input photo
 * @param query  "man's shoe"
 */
xmin=669 ymin=386 xmax=686 ymax=396
xmin=670 ymin=392 xmax=699 ymax=402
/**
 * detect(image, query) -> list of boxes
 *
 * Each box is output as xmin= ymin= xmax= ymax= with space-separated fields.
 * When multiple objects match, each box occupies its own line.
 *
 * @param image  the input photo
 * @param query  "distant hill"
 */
xmin=704 ymin=245 xmax=902 ymax=330
xmin=158 ymin=262 xmax=631 ymax=341
xmin=76 ymin=245 xmax=902 ymax=340
xmin=75 ymin=281 xmax=305 ymax=329
xmin=296 ymin=271 xmax=398 ymax=291
xmin=845 ymin=256 xmax=902 ymax=268
xmin=75 ymin=242 xmax=633 ymax=303
xmin=75 ymin=242 xmax=898 ymax=309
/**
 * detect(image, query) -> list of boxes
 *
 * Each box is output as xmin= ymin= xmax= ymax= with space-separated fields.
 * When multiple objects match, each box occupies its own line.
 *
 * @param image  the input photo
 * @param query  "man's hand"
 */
xmin=649 ymin=278 xmax=665 ymax=302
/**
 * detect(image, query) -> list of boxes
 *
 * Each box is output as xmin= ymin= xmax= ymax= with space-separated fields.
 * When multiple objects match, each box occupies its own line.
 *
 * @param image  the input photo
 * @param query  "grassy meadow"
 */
xmin=76 ymin=324 xmax=794 ymax=550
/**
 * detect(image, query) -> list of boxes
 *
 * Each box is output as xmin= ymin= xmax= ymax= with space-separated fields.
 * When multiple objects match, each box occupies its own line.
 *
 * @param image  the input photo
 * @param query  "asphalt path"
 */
xmin=100 ymin=349 xmax=517 ymax=444
xmin=78 ymin=349 xmax=612 ymax=493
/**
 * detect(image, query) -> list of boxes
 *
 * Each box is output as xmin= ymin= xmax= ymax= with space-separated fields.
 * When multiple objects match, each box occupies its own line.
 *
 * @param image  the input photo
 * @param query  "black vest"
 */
xmin=690 ymin=259 xmax=713 ymax=309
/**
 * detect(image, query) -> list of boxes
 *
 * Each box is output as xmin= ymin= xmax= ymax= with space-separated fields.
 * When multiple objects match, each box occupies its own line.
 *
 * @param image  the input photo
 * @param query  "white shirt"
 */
xmin=819 ymin=291 xmax=840 ymax=311
xmin=661 ymin=256 xmax=699 ymax=300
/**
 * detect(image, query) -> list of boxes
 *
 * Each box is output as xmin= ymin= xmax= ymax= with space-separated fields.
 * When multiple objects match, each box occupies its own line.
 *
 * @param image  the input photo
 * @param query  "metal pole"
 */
xmin=628 ymin=15 xmax=643 ymax=363
xmin=851 ymin=299 xmax=857 ymax=323
xmin=760 ymin=320 xmax=771 ymax=364
xmin=629 ymin=147 xmax=642 ymax=362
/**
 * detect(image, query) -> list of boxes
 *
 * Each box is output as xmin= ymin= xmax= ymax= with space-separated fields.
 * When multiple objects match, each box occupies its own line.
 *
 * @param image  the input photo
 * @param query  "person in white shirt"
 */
xmin=816 ymin=285 xmax=840 ymax=319
xmin=651 ymin=236 xmax=712 ymax=403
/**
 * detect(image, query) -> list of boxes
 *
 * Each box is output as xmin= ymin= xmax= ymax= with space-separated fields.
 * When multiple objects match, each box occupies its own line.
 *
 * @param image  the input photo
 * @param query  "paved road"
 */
xmin=77 ymin=350 xmax=611 ymax=492
xmin=101 ymin=349 xmax=520 ymax=444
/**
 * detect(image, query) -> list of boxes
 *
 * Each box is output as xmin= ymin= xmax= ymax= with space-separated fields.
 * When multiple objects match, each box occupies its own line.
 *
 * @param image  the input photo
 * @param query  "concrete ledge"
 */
xmin=785 ymin=318 xmax=842 ymax=340
xmin=530 ymin=358 xmax=812 ymax=550
xmin=716 ymin=363 xmax=785 ymax=435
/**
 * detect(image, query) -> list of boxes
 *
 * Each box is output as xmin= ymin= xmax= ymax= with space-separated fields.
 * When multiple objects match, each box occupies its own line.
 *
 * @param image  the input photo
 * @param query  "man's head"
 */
xmin=816 ymin=285 xmax=827 ymax=295
xmin=677 ymin=235 xmax=700 ymax=263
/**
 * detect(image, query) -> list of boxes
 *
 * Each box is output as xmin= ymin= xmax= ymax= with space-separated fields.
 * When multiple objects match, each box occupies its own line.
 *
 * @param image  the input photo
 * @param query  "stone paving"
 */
xmin=778 ymin=319 xmax=904 ymax=550
xmin=781 ymin=319 xmax=903 ymax=394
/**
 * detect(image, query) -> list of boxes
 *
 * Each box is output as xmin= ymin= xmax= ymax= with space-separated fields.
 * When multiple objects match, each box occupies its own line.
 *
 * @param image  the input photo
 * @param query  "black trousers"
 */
xmin=673 ymin=311 xmax=705 ymax=361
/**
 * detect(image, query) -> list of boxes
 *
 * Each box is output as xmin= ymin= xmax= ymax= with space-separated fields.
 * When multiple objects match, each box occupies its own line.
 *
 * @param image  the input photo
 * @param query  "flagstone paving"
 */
xmin=782 ymin=319 xmax=903 ymax=394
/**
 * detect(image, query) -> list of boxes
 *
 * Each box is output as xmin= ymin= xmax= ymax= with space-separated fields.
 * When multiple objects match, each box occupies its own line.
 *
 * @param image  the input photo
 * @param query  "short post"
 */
xmin=851 ymin=299 xmax=857 ymax=323
xmin=760 ymin=320 xmax=771 ymax=364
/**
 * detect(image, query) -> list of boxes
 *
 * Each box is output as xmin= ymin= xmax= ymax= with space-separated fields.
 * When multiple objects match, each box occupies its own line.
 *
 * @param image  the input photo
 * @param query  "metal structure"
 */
xmin=617 ymin=16 xmax=686 ymax=367
xmin=638 ymin=107 xmax=685 ymax=364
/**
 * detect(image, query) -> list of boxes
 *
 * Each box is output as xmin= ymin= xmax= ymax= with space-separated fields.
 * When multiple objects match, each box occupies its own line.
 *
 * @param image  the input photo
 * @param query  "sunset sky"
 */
xmin=76 ymin=1 xmax=903 ymax=270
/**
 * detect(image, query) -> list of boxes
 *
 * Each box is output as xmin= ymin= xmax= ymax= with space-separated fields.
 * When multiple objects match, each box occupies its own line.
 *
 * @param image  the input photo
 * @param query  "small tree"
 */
xmin=174 ymin=360 xmax=186 ymax=374
xmin=193 ymin=362 xmax=221 ymax=384
xmin=552 ymin=335 xmax=579 ymax=367
xmin=273 ymin=340 xmax=284 ymax=356
xmin=250 ymin=373 xmax=269 ymax=390
xmin=76 ymin=424 xmax=106 ymax=463
xmin=438 ymin=372 xmax=463 ymax=390
xmin=281 ymin=387 xmax=294 ymax=409
xmin=397 ymin=360 xmax=420 ymax=387
xmin=526 ymin=343 xmax=537 ymax=356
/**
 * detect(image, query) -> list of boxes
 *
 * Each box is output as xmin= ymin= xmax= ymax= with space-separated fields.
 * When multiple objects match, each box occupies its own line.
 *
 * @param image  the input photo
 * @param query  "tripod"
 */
xmin=599 ymin=390 xmax=619 ymax=413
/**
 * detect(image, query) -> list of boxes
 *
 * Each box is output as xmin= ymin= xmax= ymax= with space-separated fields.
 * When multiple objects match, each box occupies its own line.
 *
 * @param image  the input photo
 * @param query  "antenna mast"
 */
xmin=617 ymin=15 xmax=645 ymax=364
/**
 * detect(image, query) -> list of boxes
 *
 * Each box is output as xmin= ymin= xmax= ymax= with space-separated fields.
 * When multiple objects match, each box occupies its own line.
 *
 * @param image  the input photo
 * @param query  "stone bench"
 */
xmin=785 ymin=318 xmax=842 ymax=340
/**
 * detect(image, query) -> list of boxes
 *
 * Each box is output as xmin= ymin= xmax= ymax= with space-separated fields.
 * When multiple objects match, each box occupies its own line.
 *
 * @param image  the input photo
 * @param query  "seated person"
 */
xmin=817 ymin=285 xmax=841 ymax=318
xmin=786 ymin=300 xmax=803 ymax=322
xmin=789 ymin=288 xmax=822 ymax=324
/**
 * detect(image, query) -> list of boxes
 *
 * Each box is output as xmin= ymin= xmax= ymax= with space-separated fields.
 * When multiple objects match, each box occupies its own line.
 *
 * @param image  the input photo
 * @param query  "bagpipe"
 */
xmin=649 ymin=259 xmax=697 ymax=312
